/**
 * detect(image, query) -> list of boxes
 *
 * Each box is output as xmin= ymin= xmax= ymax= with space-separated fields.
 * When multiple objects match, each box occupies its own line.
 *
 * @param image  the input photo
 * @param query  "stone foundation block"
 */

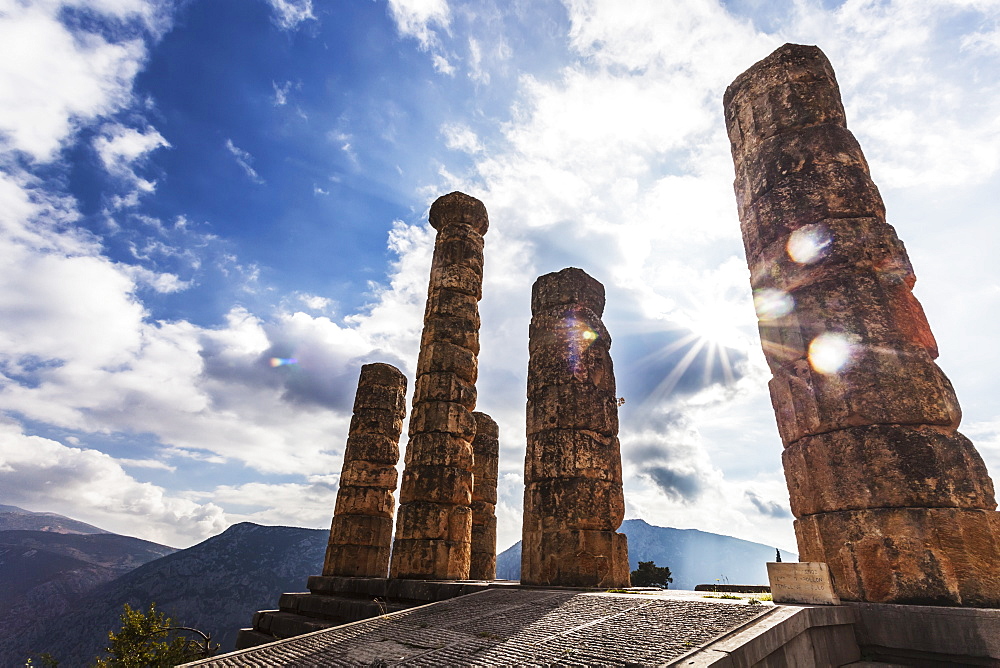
xmin=430 ymin=234 xmax=485 ymax=275
xmin=416 ymin=340 xmax=478 ymax=384
xmin=420 ymin=317 xmax=481 ymax=356
xmin=393 ymin=501 xmax=472 ymax=542
xmin=424 ymin=287 xmax=481 ymax=322
xmin=520 ymin=529 xmax=629 ymax=588
xmin=407 ymin=401 xmax=477 ymax=439
xmin=531 ymin=267 xmax=606 ymax=314
xmin=339 ymin=460 xmax=398 ymax=489
xmin=522 ymin=478 xmax=625 ymax=532
xmin=399 ymin=465 xmax=473 ymax=505
xmin=794 ymin=507 xmax=1000 ymax=607
xmin=334 ymin=486 xmax=395 ymax=518
xmin=348 ymin=409 xmax=404 ymax=438
xmin=328 ymin=514 xmax=394 ymax=547
xmin=526 ymin=384 xmax=618 ymax=436
xmin=736 ymin=124 xmax=870 ymax=209
xmin=389 ymin=538 xmax=472 ymax=580
xmin=783 ymin=425 xmax=996 ymax=516
xmin=403 ymin=432 xmax=474 ymax=469
xmin=525 ymin=430 xmax=623 ymax=481
xmin=429 ymin=264 xmax=484 ymax=300
xmin=724 ymin=44 xmax=846 ymax=159
xmin=768 ymin=348 xmax=961 ymax=445
xmin=342 ymin=433 xmax=402 ymax=466
xmin=747 ymin=217 xmax=913 ymax=292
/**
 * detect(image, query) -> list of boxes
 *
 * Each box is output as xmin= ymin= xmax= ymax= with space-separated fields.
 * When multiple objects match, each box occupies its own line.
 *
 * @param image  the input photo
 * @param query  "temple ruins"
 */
xmin=470 ymin=411 xmax=499 ymax=580
xmin=521 ymin=267 xmax=630 ymax=588
xmin=390 ymin=191 xmax=489 ymax=581
xmin=322 ymin=363 xmax=407 ymax=578
xmin=724 ymin=43 xmax=1000 ymax=606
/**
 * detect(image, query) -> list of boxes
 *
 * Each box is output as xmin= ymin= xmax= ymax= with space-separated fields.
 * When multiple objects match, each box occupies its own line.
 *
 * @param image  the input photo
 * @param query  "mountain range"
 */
xmin=496 ymin=518 xmax=795 ymax=590
xmin=0 ymin=507 xmax=791 ymax=666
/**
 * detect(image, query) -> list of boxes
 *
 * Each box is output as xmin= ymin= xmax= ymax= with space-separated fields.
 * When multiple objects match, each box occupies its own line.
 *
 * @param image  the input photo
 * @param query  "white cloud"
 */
xmin=0 ymin=2 xmax=148 ymax=162
xmin=224 ymin=138 xmax=265 ymax=184
xmin=264 ymin=0 xmax=315 ymax=30
xmin=387 ymin=0 xmax=451 ymax=49
xmin=93 ymin=123 xmax=170 ymax=206
xmin=441 ymin=122 xmax=483 ymax=154
xmin=0 ymin=422 xmax=226 ymax=547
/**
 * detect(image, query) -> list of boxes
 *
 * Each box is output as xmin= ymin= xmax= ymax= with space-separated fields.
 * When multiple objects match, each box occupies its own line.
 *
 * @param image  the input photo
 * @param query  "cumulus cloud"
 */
xmin=745 ymin=490 xmax=792 ymax=519
xmin=0 ymin=2 xmax=148 ymax=162
xmin=0 ymin=422 xmax=225 ymax=546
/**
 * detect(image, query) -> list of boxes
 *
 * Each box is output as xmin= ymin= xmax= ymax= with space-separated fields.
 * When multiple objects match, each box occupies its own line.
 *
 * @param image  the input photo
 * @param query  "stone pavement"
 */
xmin=185 ymin=589 xmax=772 ymax=667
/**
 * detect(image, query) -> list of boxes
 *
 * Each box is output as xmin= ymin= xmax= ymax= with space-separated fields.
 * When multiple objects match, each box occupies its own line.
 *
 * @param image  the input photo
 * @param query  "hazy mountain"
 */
xmin=496 ymin=519 xmax=796 ymax=589
xmin=3 ymin=523 xmax=327 ymax=667
xmin=0 ymin=504 xmax=109 ymax=534
xmin=0 ymin=513 xmax=177 ymax=662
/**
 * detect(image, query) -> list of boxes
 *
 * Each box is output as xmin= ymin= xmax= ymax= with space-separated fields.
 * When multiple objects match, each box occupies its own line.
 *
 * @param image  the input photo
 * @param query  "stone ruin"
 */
xmin=521 ymin=268 xmax=630 ymax=588
xmin=323 ymin=362 xmax=406 ymax=578
xmin=470 ymin=411 xmax=499 ymax=580
xmin=390 ymin=192 xmax=489 ymax=581
xmin=724 ymin=43 xmax=1000 ymax=606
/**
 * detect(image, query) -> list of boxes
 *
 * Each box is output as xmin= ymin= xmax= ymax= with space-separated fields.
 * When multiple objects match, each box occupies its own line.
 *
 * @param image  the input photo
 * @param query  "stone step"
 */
xmin=278 ymin=591 xmax=413 ymax=621
xmin=252 ymin=610 xmax=342 ymax=640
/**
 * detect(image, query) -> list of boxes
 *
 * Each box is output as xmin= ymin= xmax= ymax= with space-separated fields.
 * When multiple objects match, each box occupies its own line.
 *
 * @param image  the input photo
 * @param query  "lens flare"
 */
xmin=753 ymin=289 xmax=794 ymax=321
xmin=270 ymin=357 xmax=298 ymax=367
xmin=787 ymin=224 xmax=832 ymax=264
xmin=808 ymin=333 xmax=853 ymax=374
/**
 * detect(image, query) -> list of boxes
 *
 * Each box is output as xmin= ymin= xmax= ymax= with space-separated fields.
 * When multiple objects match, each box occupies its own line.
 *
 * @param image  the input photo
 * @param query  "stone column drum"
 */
xmin=470 ymin=412 xmax=499 ymax=580
xmin=724 ymin=43 xmax=1000 ymax=606
xmin=323 ymin=363 xmax=407 ymax=578
xmin=521 ymin=267 xmax=629 ymax=588
xmin=390 ymin=192 xmax=488 ymax=580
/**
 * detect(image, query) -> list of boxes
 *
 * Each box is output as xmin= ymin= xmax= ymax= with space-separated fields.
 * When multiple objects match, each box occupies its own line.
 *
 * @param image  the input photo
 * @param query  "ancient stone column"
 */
xmin=390 ymin=192 xmax=488 ymax=580
xmin=470 ymin=412 xmax=499 ymax=580
xmin=323 ymin=363 xmax=406 ymax=578
xmin=724 ymin=43 xmax=1000 ymax=606
xmin=521 ymin=267 xmax=629 ymax=588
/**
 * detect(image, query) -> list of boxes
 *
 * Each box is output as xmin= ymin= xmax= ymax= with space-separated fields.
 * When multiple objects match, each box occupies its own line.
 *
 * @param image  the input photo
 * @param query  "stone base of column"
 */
xmin=389 ymin=538 xmax=472 ymax=580
xmin=470 ymin=510 xmax=497 ymax=580
xmin=521 ymin=529 xmax=629 ymax=588
xmin=323 ymin=542 xmax=391 ymax=578
xmin=795 ymin=507 xmax=1000 ymax=607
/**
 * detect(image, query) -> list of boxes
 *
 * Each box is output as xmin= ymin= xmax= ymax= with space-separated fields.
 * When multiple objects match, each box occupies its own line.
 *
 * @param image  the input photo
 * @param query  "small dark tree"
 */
xmin=91 ymin=603 xmax=217 ymax=667
xmin=630 ymin=561 xmax=673 ymax=588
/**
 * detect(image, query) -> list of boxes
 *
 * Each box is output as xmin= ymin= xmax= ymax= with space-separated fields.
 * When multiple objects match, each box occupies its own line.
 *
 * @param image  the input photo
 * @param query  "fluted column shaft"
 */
xmin=323 ymin=363 xmax=406 ymax=577
xmin=390 ymin=192 xmax=488 ymax=580
xmin=725 ymin=43 xmax=1000 ymax=606
xmin=521 ymin=267 xmax=629 ymax=588
xmin=470 ymin=412 xmax=499 ymax=580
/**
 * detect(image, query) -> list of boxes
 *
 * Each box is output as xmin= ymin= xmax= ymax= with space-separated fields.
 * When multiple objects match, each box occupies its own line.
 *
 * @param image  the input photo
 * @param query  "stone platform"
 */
xmin=233 ymin=576 xmax=517 ymax=649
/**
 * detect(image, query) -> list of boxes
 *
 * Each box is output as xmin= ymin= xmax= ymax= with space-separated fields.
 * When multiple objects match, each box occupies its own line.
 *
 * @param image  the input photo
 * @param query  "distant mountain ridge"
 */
xmin=496 ymin=519 xmax=796 ymax=590
xmin=0 ymin=504 xmax=110 ymax=534
xmin=1 ymin=522 xmax=328 ymax=667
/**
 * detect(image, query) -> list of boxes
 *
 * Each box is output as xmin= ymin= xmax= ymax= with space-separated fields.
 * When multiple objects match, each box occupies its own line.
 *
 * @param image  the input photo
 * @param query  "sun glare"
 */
xmin=807 ymin=333 xmax=854 ymax=374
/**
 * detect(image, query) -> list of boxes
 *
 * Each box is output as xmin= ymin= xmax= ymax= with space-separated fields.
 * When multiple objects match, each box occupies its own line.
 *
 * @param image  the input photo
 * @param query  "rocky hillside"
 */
xmin=2 ymin=523 xmax=327 ymax=667
xmin=496 ymin=519 xmax=796 ymax=589
xmin=0 ymin=504 xmax=109 ymax=534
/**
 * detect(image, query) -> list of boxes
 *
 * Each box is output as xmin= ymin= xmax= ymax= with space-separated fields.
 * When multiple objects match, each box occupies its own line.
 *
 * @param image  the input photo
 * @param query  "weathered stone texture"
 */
xmin=521 ymin=267 xmax=629 ymax=588
xmin=391 ymin=192 xmax=488 ymax=580
xmin=726 ymin=43 xmax=1000 ymax=606
xmin=324 ymin=363 xmax=406 ymax=578
xmin=470 ymin=412 xmax=499 ymax=580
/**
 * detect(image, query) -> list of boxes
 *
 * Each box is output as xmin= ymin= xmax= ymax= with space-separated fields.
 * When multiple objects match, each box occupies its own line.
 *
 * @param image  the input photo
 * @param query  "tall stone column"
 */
xmin=470 ymin=412 xmax=499 ymax=580
xmin=521 ymin=267 xmax=629 ymax=588
xmin=724 ymin=43 xmax=1000 ymax=606
xmin=390 ymin=192 xmax=488 ymax=580
xmin=323 ymin=363 xmax=406 ymax=578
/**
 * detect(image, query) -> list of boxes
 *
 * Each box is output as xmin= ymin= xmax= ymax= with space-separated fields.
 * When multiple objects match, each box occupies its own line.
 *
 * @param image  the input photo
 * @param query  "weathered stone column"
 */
xmin=521 ymin=267 xmax=629 ymax=588
xmin=470 ymin=412 xmax=499 ymax=580
xmin=725 ymin=43 xmax=1000 ymax=606
xmin=390 ymin=192 xmax=488 ymax=580
xmin=323 ymin=363 xmax=406 ymax=578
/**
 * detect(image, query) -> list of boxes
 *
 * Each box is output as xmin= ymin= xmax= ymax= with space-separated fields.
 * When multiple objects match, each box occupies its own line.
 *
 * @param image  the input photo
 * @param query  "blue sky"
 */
xmin=1 ymin=0 xmax=999 ymax=555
